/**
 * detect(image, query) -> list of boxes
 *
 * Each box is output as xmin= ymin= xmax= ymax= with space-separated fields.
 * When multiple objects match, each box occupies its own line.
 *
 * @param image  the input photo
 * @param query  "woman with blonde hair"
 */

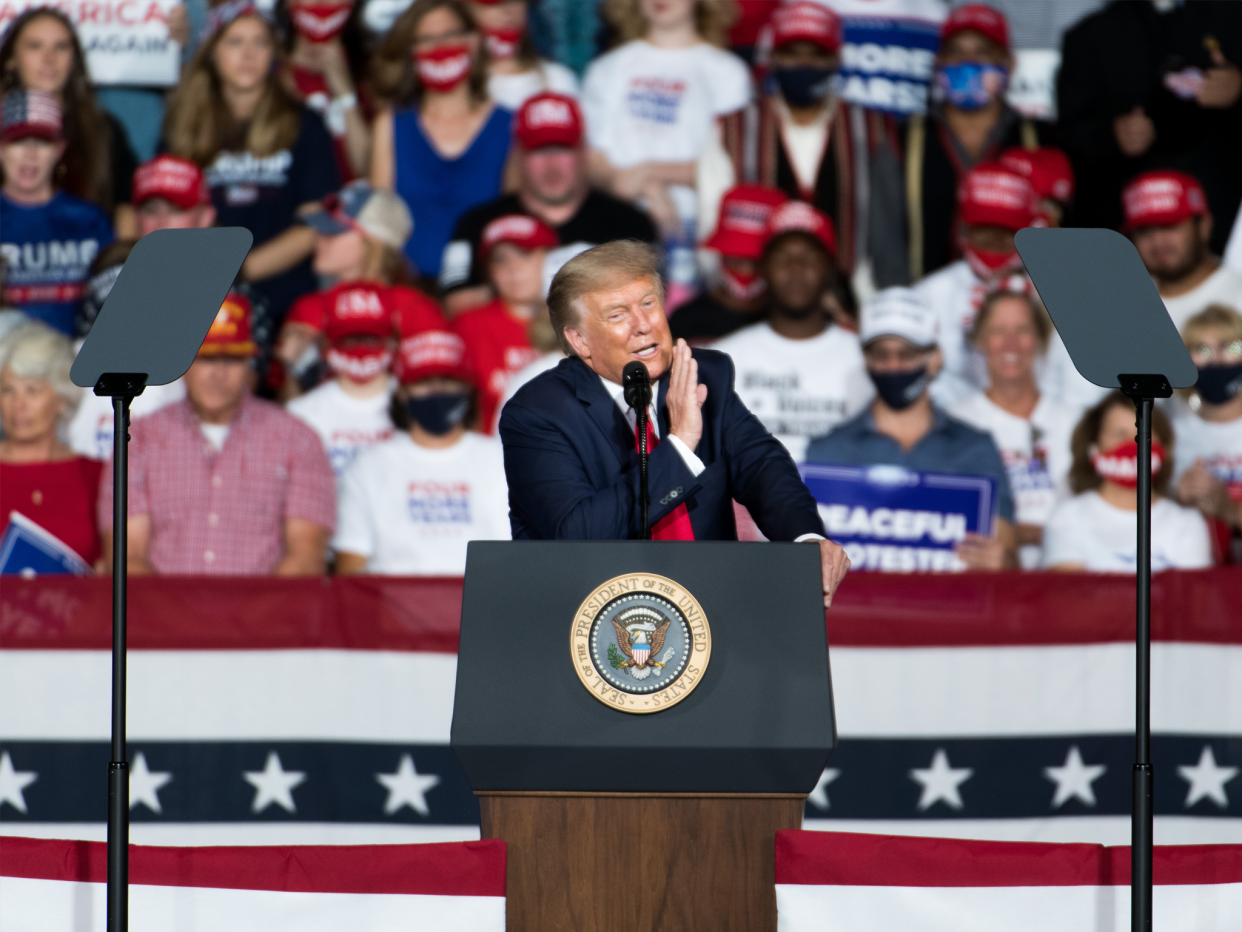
xmin=582 ymin=0 xmax=750 ymax=296
xmin=370 ymin=0 xmax=513 ymax=284
xmin=1041 ymin=391 xmax=1211 ymax=572
xmin=162 ymin=0 xmax=341 ymax=327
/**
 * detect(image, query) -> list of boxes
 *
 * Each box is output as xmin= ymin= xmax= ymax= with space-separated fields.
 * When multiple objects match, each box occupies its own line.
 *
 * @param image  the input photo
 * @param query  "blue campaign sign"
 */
xmin=800 ymin=464 xmax=997 ymax=572
xmin=831 ymin=0 xmax=945 ymax=116
xmin=0 ymin=511 xmax=91 ymax=577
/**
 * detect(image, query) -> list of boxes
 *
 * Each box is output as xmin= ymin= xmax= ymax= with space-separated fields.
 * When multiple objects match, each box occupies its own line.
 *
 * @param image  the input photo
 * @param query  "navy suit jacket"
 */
xmin=499 ymin=349 xmax=826 ymax=541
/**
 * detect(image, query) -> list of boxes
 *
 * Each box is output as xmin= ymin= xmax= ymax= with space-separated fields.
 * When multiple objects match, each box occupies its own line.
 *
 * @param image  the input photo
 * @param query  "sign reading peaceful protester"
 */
xmin=0 ymin=0 xmax=180 ymax=86
xmin=800 ymin=463 xmax=996 ymax=571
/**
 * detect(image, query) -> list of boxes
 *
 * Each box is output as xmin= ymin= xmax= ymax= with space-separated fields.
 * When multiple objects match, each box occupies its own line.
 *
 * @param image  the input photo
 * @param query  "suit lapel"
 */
xmin=656 ymin=371 xmax=671 ymax=439
xmin=566 ymin=358 xmax=633 ymax=465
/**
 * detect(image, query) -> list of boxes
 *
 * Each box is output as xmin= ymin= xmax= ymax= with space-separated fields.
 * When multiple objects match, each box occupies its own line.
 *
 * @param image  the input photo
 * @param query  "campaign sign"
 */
xmin=0 ymin=512 xmax=91 ymax=577
xmin=0 ymin=1 xmax=180 ymax=86
xmin=827 ymin=0 xmax=946 ymax=116
xmin=800 ymin=463 xmax=996 ymax=572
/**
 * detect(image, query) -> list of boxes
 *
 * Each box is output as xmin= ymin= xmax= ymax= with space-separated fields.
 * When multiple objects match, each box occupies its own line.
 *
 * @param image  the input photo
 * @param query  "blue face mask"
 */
xmin=773 ymin=66 xmax=836 ymax=108
xmin=935 ymin=62 xmax=1009 ymax=110
xmin=406 ymin=392 xmax=470 ymax=435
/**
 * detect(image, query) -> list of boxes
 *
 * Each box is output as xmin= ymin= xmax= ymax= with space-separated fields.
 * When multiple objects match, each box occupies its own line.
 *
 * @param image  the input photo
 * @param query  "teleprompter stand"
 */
xmin=1017 ymin=228 xmax=1197 ymax=932
xmin=452 ymin=541 xmax=836 ymax=932
xmin=70 ymin=228 xmax=252 ymax=931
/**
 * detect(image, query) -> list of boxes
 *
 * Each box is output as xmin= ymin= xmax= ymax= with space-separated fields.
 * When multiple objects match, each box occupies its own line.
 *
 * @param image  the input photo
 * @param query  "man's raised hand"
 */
xmin=667 ymin=339 xmax=708 ymax=452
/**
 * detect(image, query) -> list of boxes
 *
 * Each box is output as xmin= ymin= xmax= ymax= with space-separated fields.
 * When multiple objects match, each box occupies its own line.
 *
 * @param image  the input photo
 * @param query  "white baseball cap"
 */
xmin=860 ymin=288 xmax=939 ymax=349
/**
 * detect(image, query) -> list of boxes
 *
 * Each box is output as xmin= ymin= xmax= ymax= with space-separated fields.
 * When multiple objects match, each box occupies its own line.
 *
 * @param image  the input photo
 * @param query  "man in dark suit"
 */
xmin=499 ymin=240 xmax=851 ymax=606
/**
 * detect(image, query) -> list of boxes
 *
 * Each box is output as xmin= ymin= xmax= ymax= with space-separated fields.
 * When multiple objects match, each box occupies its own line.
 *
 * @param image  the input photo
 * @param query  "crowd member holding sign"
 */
xmin=1173 ymin=305 xmax=1242 ymax=564
xmin=162 ymin=0 xmax=341 ymax=325
xmin=279 ymin=0 xmax=374 ymax=180
xmin=948 ymin=290 xmax=1078 ymax=569
xmin=805 ymin=287 xmax=1016 ymax=570
xmin=0 ymin=322 xmax=100 ymax=568
xmin=334 ymin=327 xmax=510 ymax=575
xmin=438 ymin=91 xmax=655 ymax=314
xmin=466 ymin=0 xmax=579 ymax=111
xmin=99 ymin=295 xmax=337 ymax=576
xmin=712 ymin=201 xmax=871 ymax=462
xmin=371 ymin=0 xmax=513 ymax=282
xmin=0 ymin=89 xmax=113 ymax=337
xmin=1123 ymin=170 xmax=1242 ymax=332
xmin=0 ymin=8 xmax=139 ymax=234
xmin=1042 ymin=392 xmax=1211 ymax=573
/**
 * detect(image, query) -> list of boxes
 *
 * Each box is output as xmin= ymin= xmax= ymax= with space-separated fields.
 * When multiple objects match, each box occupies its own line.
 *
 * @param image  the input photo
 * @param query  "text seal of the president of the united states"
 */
xmin=570 ymin=573 xmax=711 ymax=713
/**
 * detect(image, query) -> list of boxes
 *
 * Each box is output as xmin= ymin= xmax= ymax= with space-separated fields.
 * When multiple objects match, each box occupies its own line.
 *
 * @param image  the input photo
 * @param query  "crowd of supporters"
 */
xmin=1 ymin=0 xmax=1240 ymax=577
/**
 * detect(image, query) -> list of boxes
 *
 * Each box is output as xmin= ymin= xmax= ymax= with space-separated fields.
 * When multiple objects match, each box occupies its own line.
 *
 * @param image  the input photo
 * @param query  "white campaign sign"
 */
xmin=0 ymin=0 xmax=180 ymax=86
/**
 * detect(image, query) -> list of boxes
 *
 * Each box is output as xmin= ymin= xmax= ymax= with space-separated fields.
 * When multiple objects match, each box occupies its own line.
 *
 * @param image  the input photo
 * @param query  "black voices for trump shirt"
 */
xmin=201 ymin=108 xmax=340 ymax=320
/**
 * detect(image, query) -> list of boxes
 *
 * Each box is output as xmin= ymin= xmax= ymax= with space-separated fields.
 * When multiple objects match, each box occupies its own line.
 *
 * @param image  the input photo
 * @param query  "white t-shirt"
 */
xmin=582 ymin=40 xmax=751 ymax=226
xmin=67 ymin=380 xmax=186 ymax=460
xmin=1172 ymin=411 xmax=1242 ymax=495
xmin=492 ymin=350 xmax=563 ymax=432
xmin=712 ymin=321 xmax=873 ymax=462
xmin=488 ymin=60 xmax=579 ymax=112
xmin=1161 ymin=264 xmax=1242 ymax=332
xmin=286 ymin=379 xmax=394 ymax=479
xmin=1041 ymin=492 xmax=1212 ymax=572
xmin=949 ymin=391 xmax=1079 ymax=568
xmin=333 ymin=432 xmax=510 ymax=575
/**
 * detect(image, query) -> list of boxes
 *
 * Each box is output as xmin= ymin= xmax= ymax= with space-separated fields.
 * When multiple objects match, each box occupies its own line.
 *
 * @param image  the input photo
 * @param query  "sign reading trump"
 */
xmin=800 ymin=463 xmax=996 ymax=572
xmin=0 ymin=0 xmax=180 ymax=86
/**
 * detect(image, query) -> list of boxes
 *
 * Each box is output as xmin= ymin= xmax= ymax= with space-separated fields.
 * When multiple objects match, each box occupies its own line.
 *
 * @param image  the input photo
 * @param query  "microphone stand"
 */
xmin=622 ymin=362 xmax=653 ymax=540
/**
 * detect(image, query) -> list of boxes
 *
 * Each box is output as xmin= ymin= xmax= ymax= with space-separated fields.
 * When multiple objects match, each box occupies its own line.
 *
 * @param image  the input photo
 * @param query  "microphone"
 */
xmin=621 ymin=361 xmax=652 ymax=540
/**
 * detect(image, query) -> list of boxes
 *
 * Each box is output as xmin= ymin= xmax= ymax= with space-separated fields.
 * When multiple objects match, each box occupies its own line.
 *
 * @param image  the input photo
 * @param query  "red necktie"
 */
xmin=634 ymin=415 xmax=695 ymax=540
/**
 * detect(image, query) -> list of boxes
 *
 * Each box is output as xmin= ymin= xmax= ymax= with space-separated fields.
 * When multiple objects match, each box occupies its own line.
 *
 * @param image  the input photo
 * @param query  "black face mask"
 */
xmin=406 ymin=392 xmax=470 ymax=435
xmin=869 ymin=367 xmax=931 ymax=411
xmin=773 ymin=66 xmax=835 ymax=108
xmin=1196 ymin=362 xmax=1242 ymax=406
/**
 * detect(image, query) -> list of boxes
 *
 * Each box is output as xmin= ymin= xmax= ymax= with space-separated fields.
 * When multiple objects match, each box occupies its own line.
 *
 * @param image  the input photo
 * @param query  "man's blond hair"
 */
xmin=547 ymin=240 xmax=665 ymax=356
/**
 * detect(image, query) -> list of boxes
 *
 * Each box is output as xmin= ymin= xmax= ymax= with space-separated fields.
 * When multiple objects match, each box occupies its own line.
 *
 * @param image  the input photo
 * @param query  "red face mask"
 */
xmin=963 ymin=244 xmax=1024 ymax=281
xmin=721 ymin=265 xmax=765 ymax=302
xmin=1091 ymin=439 xmax=1165 ymax=489
xmin=327 ymin=344 xmax=393 ymax=383
xmin=290 ymin=2 xmax=352 ymax=42
xmin=483 ymin=26 xmax=523 ymax=61
xmin=415 ymin=44 xmax=473 ymax=92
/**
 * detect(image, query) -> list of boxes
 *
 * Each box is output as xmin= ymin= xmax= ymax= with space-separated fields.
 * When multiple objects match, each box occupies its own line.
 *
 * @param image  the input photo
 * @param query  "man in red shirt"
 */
xmin=99 ymin=294 xmax=337 ymax=575
xmin=452 ymin=213 xmax=559 ymax=433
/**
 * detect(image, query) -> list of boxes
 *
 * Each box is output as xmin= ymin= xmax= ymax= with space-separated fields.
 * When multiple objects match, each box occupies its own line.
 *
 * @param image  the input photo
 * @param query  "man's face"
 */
xmin=489 ymin=242 xmax=546 ymax=307
xmin=520 ymin=146 xmax=584 ymax=207
xmin=564 ymin=275 xmax=673 ymax=383
xmin=769 ymin=39 xmax=838 ymax=71
xmin=0 ymin=137 xmax=63 ymax=196
xmin=136 ymin=197 xmax=215 ymax=236
xmin=1132 ymin=216 xmax=1211 ymax=282
xmin=184 ymin=357 xmax=252 ymax=421
xmin=864 ymin=337 xmax=941 ymax=377
xmin=764 ymin=233 xmax=831 ymax=317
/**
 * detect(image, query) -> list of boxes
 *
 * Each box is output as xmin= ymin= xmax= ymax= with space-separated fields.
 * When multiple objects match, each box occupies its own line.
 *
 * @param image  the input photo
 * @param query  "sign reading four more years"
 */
xmin=801 ymin=464 xmax=997 ymax=572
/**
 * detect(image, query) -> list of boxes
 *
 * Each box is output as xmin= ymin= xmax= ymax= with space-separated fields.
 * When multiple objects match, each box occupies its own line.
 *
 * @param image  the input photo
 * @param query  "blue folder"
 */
xmin=0 ymin=511 xmax=92 ymax=576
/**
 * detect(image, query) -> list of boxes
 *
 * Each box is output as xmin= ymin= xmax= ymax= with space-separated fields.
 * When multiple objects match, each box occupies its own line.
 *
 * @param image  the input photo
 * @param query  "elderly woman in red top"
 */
xmin=0 ymin=321 xmax=103 ymax=569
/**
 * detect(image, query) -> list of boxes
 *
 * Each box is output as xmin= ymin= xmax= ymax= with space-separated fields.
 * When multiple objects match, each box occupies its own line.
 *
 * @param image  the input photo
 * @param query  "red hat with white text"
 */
xmin=133 ymin=155 xmax=211 ymax=210
xmin=763 ymin=200 xmax=838 ymax=259
xmin=1121 ymin=171 xmax=1208 ymax=232
xmin=198 ymin=292 xmax=257 ymax=357
xmin=323 ymin=283 xmax=397 ymax=343
xmin=394 ymin=329 xmax=472 ymax=385
xmin=480 ymin=214 xmax=559 ymax=261
xmin=705 ymin=185 xmax=789 ymax=260
xmin=958 ymin=163 xmax=1040 ymax=231
xmin=940 ymin=4 xmax=1010 ymax=52
xmin=999 ymin=147 xmax=1075 ymax=204
xmin=514 ymin=92 xmax=583 ymax=150
xmin=770 ymin=1 xmax=842 ymax=53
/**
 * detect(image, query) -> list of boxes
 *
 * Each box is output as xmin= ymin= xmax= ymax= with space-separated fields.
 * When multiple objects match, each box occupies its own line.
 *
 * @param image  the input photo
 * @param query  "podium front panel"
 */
xmin=451 ymin=541 xmax=835 ymax=793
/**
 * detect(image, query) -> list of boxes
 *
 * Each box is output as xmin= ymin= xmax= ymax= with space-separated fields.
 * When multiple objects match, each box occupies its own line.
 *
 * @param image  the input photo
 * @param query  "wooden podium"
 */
xmin=453 ymin=542 xmax=835 ymax=932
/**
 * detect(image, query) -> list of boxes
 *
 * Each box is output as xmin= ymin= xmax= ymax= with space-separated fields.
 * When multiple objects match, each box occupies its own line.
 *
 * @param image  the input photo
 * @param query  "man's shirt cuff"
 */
xmin=666 ymin=434 xmax=706 ymax=477
xmin=795 ymin=533 xmax=826 ymax=543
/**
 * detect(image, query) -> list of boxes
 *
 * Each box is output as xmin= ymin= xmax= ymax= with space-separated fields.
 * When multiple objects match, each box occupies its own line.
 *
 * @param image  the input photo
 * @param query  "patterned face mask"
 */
xmin=1091 ymin=439 xmax=1165 ymax=489
xmin=935 ymin=62 xmax=1009 ymax=110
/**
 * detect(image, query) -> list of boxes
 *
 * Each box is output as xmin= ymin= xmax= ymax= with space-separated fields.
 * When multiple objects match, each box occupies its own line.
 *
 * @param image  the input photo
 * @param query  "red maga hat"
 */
xmin=999 ymin=147 xmax=1075 ymax=204
xmin=198 ymin=293 xmax=258 ymax=358
xmin=771 ymin=1 xmax=843 ymax=54
xmin=763 ymin=200 xmax=838 ymax=259
xmin=514 ymin=92 xmax=583 ymax=151
xmin=394 ymin=329 xmax=472 ymax=385
xmin=957 ymin=163 xmax=1039 ymax=231
xmin=324 ymin=283 xmax=397 ymax=343
xmin=133 ymin=155 xmax=211 ymax=210
xmin=940 ymin=4 xmax=1010 ymax=52
xmin=480 ymin=213 xmax=559 ymax=261
xmin=704 ymin=185 xmax=789 ymax=260
xmin=1122 ymin=170 xmax=1208 ymax=231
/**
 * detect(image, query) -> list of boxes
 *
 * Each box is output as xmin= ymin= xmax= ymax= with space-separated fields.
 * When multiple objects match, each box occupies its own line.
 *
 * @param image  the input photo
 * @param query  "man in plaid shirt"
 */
xmin=100 ymin=293 xmax=336 ymax=575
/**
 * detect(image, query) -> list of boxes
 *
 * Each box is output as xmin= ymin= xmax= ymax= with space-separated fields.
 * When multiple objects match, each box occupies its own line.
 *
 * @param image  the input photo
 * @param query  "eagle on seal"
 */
xmin=612 ymin=610 xmax=671 ymax=680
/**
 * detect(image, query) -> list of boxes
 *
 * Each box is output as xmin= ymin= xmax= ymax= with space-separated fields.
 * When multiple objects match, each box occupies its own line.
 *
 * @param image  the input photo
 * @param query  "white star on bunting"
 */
xmin=1178 ymin=746 xmax=1239 ymax=809
xmin=244 ymin=752 xmax=306 ymax=813
xmin=376 ymin=754 xmax=440 ymax=816
xmin=807 ymin=768 xmax=840 ymax=811
xmin=0 ymin=752 xmax=37 ymax=814
xmin=129 ymin=752 xmax=173 ymax=814
xmin=910 ymin=749 xmax=973 ymax=811
xmin=1044 ymin=746 xmax=1106 ymax=808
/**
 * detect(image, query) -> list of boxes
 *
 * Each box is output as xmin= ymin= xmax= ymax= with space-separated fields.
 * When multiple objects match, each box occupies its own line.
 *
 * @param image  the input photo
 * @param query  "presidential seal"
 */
xmin=570 ymin=573 xmax=711 ymax=714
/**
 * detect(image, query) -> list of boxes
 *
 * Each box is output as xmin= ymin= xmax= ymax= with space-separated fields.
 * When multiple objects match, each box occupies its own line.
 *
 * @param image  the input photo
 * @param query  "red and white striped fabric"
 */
xmin=0 ymin=835 xmax=505 ymax=931
xmin=775 ymin=829 xmax=1242 ymax=931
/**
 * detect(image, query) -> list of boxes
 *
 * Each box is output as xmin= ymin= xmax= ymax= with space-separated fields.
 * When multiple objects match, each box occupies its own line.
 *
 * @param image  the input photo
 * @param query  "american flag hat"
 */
xmin=0 ymin=89 xmax=62 ymax=143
